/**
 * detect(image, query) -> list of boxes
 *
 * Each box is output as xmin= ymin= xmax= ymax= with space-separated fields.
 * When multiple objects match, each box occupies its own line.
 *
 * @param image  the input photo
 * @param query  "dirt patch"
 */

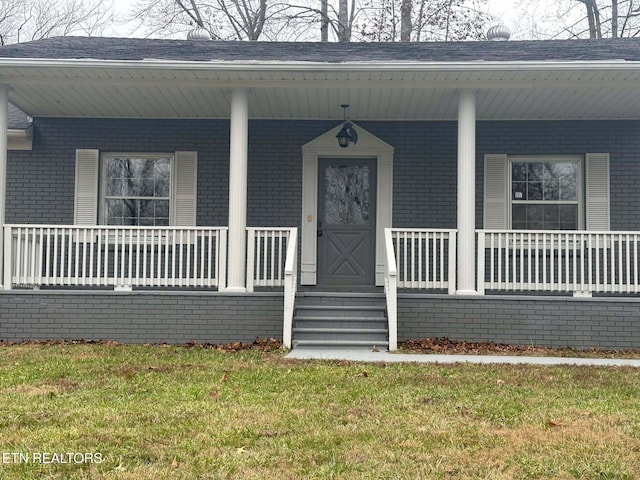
xmin=399 ymin=337 xmax=640 ymax=359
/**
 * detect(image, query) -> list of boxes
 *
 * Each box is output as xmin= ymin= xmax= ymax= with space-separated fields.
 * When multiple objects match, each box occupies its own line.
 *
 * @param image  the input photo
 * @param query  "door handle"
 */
xmin=317 ymin=220 xmax=323 ymax=237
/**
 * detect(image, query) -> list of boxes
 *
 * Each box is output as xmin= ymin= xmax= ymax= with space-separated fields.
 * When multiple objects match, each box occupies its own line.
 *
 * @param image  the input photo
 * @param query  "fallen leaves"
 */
xmin=546 ymin=420 xmax=567 ymax=428
xmin=183 ymin=337 xmax=283 ymax=353
xmin=398 ymin=337 xmax=640 ymax=358
xmin=0 ymin=337 xmax=283 ymax=352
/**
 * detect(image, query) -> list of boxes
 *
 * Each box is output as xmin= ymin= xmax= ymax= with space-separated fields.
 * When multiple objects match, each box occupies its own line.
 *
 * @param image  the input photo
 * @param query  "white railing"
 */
xmin=478 ymin=230 xmax=640 ymax=294
xmin=282 ymin=228 xmax=298 ymax=349
xmin=389 ymin=228 xmax=457 ymax=294
xmin=246 ymin=227 xmax=293 ymax=292
xmin=384 ymin=228 xmax=398 ymax=351
xmin=3 ymin=225 xmax=227 ymax=290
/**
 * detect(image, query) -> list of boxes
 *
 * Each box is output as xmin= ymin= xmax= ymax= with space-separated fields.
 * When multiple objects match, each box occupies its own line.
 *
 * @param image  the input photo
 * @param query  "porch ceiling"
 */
xmin=2 ymin=62 xmax=640 ymax=121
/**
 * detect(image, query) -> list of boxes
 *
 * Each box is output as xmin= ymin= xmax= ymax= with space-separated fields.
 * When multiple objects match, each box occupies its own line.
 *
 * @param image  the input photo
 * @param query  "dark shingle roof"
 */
xmin=1 ymin=36 xmax=640 ymax=63
xmin=8 ymin=103 xmax=30 ymax=129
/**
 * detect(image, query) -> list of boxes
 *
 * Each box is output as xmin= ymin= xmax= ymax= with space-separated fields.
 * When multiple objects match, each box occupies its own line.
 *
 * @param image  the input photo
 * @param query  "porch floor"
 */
xmin=285 ymin=347 xmax=640 ymax=367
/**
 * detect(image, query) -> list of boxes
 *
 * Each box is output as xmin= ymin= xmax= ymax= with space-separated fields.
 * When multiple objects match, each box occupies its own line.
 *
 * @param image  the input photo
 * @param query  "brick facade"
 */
xmin=398 ymin=294 xmax=640 ymax=350
xmin=4 ymin=117 xmax=640 ymax=347
xmin=7 ymin=118 xmax=640 ymax=229
xmin=0 ymin=291 xmax=282 ymax=344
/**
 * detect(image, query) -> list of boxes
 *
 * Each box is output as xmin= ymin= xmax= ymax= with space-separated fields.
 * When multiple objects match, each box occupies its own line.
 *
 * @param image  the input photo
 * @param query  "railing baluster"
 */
xmin=269 ymin=231 xmax=275 ymax=287
xmin=618 ymin=234 xmax=623 ymax=293
xmin=634 ymin=234 xmax=639 ymax=293
xmin=262 ymin=231 xmax=268 ymax=286
xmin=207 ymin=231 xmax=213 ymax=287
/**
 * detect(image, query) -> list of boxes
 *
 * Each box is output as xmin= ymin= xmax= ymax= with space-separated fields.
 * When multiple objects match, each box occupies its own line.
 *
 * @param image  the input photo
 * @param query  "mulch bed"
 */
xmin=398 ymin=337 xmax=640 ymax=358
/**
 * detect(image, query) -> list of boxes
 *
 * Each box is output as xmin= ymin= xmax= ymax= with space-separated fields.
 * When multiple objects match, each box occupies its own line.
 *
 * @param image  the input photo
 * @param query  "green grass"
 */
xmin=1 ymin=344 xmax=640 ymax=479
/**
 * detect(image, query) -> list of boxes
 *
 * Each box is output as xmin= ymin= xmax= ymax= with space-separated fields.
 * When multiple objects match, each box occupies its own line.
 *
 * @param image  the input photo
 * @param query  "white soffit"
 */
xmin=2 ymin=60 xmax=640 ymax=120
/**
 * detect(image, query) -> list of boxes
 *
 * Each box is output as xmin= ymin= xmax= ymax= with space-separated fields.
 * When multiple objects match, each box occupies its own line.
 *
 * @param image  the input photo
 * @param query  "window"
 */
xmin=75 ymin=149 xmax=196 ymax=227
xmin=483 ymin=153 xmax=608 ymax=232
xmin=101 ymin=154 xmax=172 ymax=226
xmin=510 ymin=157 xmax=582 ymax=230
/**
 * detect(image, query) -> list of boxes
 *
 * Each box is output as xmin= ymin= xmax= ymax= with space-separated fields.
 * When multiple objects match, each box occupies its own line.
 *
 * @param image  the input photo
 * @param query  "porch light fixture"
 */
xmin=336 ymin=104 xmax=358 ymax=148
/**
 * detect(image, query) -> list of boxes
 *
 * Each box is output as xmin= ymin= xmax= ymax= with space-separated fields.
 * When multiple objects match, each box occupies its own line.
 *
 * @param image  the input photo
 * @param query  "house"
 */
xmin=1 ymin=35 xmax=640 ymax=350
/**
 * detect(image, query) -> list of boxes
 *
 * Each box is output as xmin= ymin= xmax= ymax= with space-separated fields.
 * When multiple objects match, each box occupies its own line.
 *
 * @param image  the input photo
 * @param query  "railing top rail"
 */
xmin=284 ymin=228 xmax=298 ymax=275
xmin=477 ymin=229 xmax=640 ymax=235
xmin=247 ymin=227 xmax=296 ymax=232
xmin=390 ymin=228 xmax=457 ymax=233
xmin=4 ymin=224 xmax=228 ymax=231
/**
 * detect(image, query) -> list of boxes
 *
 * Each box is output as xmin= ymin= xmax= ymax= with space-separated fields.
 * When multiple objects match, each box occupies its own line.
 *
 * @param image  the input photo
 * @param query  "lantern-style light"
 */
xmin=336 ymin=104 xmax=358 ymax=148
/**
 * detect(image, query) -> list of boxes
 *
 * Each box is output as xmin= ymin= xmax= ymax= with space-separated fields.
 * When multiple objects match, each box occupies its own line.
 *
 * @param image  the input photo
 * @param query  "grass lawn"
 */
xmin=1 ymin=344 xmax=639 ymax=479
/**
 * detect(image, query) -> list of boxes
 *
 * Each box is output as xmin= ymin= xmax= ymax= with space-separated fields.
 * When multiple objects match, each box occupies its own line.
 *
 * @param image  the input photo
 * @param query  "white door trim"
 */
xmin=301 ymin=122 xmax=394 ymax=286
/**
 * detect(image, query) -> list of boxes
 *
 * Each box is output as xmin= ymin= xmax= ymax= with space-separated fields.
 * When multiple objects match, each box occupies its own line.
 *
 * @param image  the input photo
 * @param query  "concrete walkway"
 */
xmin=286 ymin=347 xmax=640 ymax=367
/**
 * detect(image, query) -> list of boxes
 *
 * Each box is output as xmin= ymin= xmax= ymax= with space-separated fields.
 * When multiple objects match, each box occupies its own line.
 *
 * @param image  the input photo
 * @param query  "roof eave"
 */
xmin=0 ymin=57 xmax=638 ymax=72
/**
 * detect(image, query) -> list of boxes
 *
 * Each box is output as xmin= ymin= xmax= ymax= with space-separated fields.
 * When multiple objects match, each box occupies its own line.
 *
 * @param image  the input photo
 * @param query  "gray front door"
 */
xmin=317 ymin=159 xmax=376 ymax=286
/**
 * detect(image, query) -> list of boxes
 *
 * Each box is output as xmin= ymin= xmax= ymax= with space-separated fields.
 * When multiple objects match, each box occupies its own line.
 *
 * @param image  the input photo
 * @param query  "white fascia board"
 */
xmin=0 ymin=57 xmax=638 ymax=73
xmin=8 ymin=127 xmax=31 ymax=139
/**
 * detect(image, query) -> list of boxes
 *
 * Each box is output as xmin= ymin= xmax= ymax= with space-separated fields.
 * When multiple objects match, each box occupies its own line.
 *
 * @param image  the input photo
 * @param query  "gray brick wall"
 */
xmin=8 ymin=118 xmax=640 ymax=231
xmin=398 ymin=294 xmax=640 ymax=350
xmin=0 ymin=291 xmax=283 ymax=344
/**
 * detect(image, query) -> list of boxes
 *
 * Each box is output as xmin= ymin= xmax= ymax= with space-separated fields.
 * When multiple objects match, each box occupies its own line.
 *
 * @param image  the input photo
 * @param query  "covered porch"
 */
xmin=2 ymin=38 xmax=640 ymax=349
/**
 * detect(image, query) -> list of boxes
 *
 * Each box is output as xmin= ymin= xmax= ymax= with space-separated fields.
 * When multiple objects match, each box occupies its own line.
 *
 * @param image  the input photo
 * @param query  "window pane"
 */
xmin=104 ymin=155 xmax=172 ymax=225
xmin=527 ymin=204 xmax=543 ymax=229
xmin=512 ymin=163 xmax=527 ymax=182
xmin=323 ymin=165 xmax=370 ymax=225
xmin=527 ymin=182 xmax=543 ymax=200
xmin=543 ymin=164 xmax=560 ymax=200
xmin=557 ymin=163 xmax=576 ymax=201
xmin=512 ymin=204 xmax=526 ymax=229
xmin=543 ymin=205 xmax=559 ymax=229
xmin=559 ymin=205 xmax=578 ymax=229
xmin=512 ymin=182 xmax=526 ymax=200
xmin=155 ymin=201 xmax=170 ymax=222
xmin=528 ymin=163 xmax=543 ymax=182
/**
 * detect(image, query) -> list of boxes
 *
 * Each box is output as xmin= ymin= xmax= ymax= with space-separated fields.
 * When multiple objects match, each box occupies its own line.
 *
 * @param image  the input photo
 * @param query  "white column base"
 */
xmin=456 ymin=289 xmax=480 ymax=296
xmin=225 ymin=286 xmax=247 ymax=293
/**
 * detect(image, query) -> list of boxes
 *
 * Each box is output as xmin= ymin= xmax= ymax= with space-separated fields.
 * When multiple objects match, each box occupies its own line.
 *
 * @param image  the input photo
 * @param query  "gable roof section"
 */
xmin=8 ymin=103 xmax=30 ymax=129
xmin=1 ymin=36 xmax=640 ymax=63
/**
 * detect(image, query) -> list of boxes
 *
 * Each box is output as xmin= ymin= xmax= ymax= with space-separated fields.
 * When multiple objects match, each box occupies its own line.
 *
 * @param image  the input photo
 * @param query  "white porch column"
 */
xmin=227 ymin=89 xmax=249 ymax=291
xmin=0 ymin=86 xmax=8 ymax=289
xmin=456 ymin=90 xmax=478 ymax=295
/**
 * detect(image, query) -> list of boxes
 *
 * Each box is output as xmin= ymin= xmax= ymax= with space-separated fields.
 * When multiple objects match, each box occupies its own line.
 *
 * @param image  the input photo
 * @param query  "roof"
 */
xmin=8 ymin=103 xmax=30 ymax=129
xmin=2 ymin=36 xmax=640 ymax=122
xmin=2 ymin=36 xmax=640 ymax=63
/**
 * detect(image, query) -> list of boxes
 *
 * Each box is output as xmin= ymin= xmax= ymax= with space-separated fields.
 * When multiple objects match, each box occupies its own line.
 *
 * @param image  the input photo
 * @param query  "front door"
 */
xmin=317 ymin=159 xmax=376 ymax=286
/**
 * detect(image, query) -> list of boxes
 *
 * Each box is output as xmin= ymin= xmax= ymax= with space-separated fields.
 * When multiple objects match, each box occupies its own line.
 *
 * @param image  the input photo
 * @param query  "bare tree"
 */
xmin=0 ymin=0 xmax=21 ymax=45
xmin=360 ymin=0 xmax=490 ymax=42
xmin=130 ymin=0 xmax=282 ymax=40
xmin=516 ymin=0 xmax=640 ymax=39
xmin=0 ymin=0 xmax=114 ymax=45
xmin=129 ymin=0 xmax=491 ymax=42
xmin=400 ymin=0 xmax=411 ymax=40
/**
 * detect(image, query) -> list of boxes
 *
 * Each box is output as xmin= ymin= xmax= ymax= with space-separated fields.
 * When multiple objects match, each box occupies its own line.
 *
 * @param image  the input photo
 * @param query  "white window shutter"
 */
xmin=585 ymin=153 xmax=610 ymax=231
xmin=174 ymin=151 xmax=198 ymax=226
xmin=483 ymin=154 xmax=508 ymax=229
xmin=74 ymin=149 xmax=99 ymax=225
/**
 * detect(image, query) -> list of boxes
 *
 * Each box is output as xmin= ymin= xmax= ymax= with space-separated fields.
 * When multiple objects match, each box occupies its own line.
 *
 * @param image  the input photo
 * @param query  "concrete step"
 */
xmin=293 ymin=328 xmax=388 ymax=343
xmin=292 ymin=339 xmax=390 ymax=348
xmin=295 ymin=305 xmax=386 ymax=318
xmin=292 ymin=292 xmax=389 ymax=349
xmin=294 ymin=317 xmax=387 ymax=329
